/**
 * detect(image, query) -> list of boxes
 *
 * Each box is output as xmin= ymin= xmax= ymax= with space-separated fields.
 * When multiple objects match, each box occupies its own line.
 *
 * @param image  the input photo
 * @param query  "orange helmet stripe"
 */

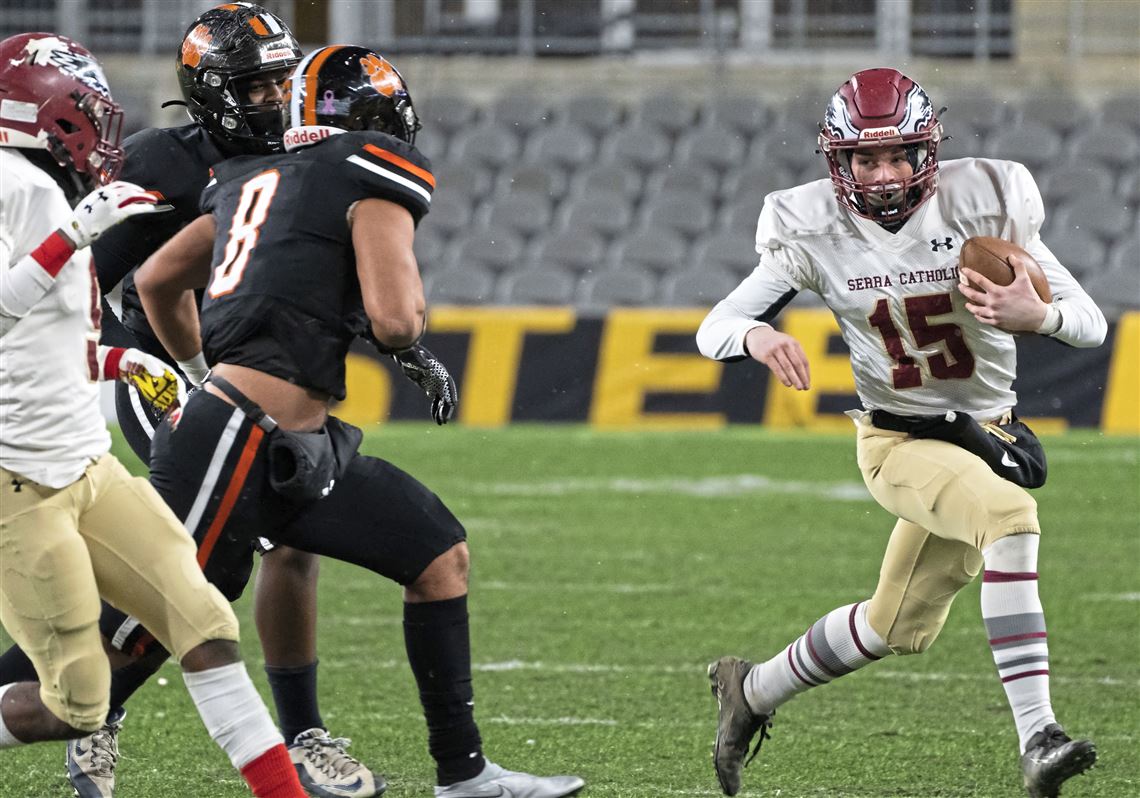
xmin=249 ymin=16 xmax=269 ymax=35
xmin=364 ymin=143 xmax=435 ymax=188
xmin=302 ymin=46 xmax=342 ymax=126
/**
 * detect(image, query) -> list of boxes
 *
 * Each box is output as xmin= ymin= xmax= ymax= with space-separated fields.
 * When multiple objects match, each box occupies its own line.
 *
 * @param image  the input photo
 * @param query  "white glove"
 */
xmin=62 ymin=181 xmax=170 ymax=249
xmin=98 ymin=346 xmax=186 ymax=414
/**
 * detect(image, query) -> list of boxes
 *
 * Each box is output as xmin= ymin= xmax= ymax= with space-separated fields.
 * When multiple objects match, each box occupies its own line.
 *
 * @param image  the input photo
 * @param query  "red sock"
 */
xmin=239 ymin=743 xmax=306 ymax=798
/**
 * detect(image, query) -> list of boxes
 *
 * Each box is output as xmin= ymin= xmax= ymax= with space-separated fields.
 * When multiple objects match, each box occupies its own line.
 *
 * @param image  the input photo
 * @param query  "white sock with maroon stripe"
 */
xmin=743 ymin=601 xmax=890 ymax=716
xmin=982 ymin=534 xmax=1056 ymax=752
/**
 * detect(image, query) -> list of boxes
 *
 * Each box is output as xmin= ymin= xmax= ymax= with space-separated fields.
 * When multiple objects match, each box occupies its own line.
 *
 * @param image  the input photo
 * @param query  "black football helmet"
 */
xmin=280 ymin=45 xmax=420 ymax=151
xmin=176 ymin=2 xmax=302 ymax=153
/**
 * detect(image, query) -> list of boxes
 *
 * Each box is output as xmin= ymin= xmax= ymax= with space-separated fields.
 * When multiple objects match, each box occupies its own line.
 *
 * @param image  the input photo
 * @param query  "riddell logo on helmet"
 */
xmin=859 ymin=126 xmax=902 ymax=141
xmin=282 ymin=125 xmax=342 ymax=149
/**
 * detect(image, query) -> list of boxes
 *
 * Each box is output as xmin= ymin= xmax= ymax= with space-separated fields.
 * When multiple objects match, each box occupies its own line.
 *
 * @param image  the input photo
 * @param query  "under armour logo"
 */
xmin=931 ymin=237 xmax=954 ymax=251
xmin=97 ymin=190 xmax=108 ymax=201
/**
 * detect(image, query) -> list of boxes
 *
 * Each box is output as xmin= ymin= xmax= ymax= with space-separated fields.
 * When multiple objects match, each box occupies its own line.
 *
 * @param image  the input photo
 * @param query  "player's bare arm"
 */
xmin=958 ymin=254 xmax=1049 ymax=332
xmin=351 ymin=197 xmax=426 ymax=350
xmin=135 ymin=213 xmax=215 ymax=361
xmin=745 ymin=324 xmax=811 ymax=391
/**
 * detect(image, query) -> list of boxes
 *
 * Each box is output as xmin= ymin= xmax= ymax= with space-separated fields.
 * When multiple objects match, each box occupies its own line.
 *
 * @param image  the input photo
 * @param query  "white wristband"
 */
xmin=176 ymin=352 xmax=211 ymax=386
xmin=1035 ymin=303 xmax=1062 ymax=336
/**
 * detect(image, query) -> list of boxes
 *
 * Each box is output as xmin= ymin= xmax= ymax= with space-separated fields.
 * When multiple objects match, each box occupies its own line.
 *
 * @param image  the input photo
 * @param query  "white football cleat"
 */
xmin=66 ymin=708 xmax=125 ymax=798
xmin=289 ymin=727 xmax=387 ymax=797
xmin=434 ymin=760 xmax=584 ymax=798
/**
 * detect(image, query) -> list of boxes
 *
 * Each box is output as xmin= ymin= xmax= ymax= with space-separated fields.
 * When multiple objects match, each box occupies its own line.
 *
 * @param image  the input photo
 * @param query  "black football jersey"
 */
xmin=92 ymin=124 xmax=226 ymax=355
xmin=198 ymin=130 xmax=434 ymax=399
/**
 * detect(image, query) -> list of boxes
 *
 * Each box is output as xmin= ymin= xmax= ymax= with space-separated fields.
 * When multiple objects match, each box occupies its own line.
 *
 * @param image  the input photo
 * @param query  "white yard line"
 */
xmin=462 ymin=474 xmax=872 ymax=501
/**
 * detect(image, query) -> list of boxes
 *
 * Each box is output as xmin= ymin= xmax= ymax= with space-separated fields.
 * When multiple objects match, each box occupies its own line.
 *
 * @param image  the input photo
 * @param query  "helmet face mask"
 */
xmin=281 ymin=46 xmax=421 ymax=151
xmin=818 ymin=68 xmax=943 ymax=224
xmin=176 ymin=3 xmax=302 ymax=154
xmin=0 ymin=32 xmax=125 ymax=191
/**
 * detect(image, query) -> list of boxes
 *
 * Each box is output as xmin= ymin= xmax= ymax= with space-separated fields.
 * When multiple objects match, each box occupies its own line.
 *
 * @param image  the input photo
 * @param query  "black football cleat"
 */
xmin=1020 ymin=723 xmax=1097 ymax=798
xmin=707 ymin=656 xmax=774 ymax=796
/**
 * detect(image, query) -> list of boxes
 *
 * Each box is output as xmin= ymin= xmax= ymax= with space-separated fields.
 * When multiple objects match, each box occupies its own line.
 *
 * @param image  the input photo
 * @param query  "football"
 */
xmin=959 ymin=236 xmax=1052 ymax=302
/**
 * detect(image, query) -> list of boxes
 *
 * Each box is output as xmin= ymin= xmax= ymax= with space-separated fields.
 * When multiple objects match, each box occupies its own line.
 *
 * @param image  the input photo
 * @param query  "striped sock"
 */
xmin=744 ymin=601 xmax=890 ymax=715
xmin=982 ymin=534 xmax=1056 ymax=752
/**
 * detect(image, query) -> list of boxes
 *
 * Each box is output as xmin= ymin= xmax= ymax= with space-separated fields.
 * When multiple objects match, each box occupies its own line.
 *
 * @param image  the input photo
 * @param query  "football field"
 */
xmin=3 ymin=425 xmax=1138 ymax=798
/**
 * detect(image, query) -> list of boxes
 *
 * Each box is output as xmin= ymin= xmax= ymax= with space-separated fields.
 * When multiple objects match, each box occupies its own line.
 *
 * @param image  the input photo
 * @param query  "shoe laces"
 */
xmin=85 ymin=719 xmax=123 ymax=777
xmin=743 ymin=715 xmax=773 ymax=770
xmin=297 ymin=732 xmax=364 ymax=779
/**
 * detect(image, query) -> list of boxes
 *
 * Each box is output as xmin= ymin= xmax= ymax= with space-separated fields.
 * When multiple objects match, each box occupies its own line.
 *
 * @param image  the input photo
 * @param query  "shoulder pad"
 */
xmin=121 ymin=125 xmax=221 ymax=210
xmin=326 ymin=131 xmax=434 ymax=223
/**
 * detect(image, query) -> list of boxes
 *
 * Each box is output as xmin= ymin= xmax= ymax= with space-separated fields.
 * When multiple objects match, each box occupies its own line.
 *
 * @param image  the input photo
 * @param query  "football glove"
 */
xmin=62 ymin=181 xmax=170 ymax=249
xmin=102 ymin=347 xmax=186 ymax=414
xmin=392 ymin=344 xmax=458 ymax=425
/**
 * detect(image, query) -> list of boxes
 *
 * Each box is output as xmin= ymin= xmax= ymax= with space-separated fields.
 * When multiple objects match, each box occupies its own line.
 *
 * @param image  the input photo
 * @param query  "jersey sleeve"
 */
xmin=998 ymin=161 xmax=1045 ymax=247
xmin=755 ymin=197 xmax=821 ymax=293
xmin=338 ymin=133 xmax=434 ymax=225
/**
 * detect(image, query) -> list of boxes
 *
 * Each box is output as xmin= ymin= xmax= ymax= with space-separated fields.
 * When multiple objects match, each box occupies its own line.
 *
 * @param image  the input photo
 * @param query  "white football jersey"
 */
xmin=698 ymin=158 xmax=1107 ymax=419
xmin=0 ymin=149 xmax=110 ymax=487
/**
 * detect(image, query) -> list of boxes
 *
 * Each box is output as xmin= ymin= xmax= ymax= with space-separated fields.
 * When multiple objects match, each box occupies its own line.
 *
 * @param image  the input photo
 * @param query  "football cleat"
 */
xmin=433 ymin=760 xmax=585 ymax=798
xmin=66 ymin=707 xmax=124 ymax=798
xmin=1020 ymin=723 xmax=1096 ymax=798
xmin=708 ymin=656 xmax=774 ymax=796
xmin=289 ymin=728 xmax=387 ymax=797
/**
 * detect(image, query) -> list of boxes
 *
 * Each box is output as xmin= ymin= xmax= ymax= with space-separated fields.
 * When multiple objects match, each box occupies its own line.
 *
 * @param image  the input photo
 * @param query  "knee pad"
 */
xmin=40 ymin=650 xmax=110 ymax=733
xmin=977 ymin=485 xmax=1040 ymax=550
xmin=869 ymin=535 xmax=984 ymax=656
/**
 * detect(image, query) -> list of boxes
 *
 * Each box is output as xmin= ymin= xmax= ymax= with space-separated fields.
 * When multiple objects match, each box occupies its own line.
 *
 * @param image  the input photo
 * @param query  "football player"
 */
xmin=0 ymin=31 xmax=311 ymax=798
xmin=0 ymin=6 xmax=388 ymax=797
xmin=697 ymin=68 xmax=1106 ymax=798
xmin=132 ymin=45 xmax=584 ymax=798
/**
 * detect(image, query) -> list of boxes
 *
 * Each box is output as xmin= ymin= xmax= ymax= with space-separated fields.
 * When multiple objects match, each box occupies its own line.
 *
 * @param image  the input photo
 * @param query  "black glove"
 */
xmin=392 ymin=343 xmax=458 ymax=425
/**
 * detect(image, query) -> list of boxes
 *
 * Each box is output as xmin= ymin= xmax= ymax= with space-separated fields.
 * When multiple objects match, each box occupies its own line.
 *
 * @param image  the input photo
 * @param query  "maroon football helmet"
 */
xmin=0 ymin=32 xmax=124 ymax=188
xmin=817 ymin=68 xmax=943 ymax=223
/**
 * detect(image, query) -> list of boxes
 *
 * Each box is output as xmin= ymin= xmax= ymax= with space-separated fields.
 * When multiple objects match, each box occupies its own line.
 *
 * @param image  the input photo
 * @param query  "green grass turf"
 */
xmin=3 ymin=425 xmax=1137 ymax=797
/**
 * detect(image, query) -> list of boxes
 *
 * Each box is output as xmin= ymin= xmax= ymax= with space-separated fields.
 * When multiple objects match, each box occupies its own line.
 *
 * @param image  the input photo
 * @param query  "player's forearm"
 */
xmin=697 ymin=300 xmax=767 ymax=362
xmin=0 ymin=231 xmax=76 ymax=338
xmin=1046 ymin=294 xmax=1108 ymax=348
xmin=138 ymin=285 xmax=202 ymax=362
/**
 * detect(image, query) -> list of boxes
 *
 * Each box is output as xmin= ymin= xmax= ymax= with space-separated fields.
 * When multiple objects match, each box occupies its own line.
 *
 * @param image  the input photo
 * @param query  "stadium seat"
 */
xmin=692 ymin=230 xmax=759 ymax=278
xmin=577 ymin=268 xmax=657 ymax=310
xmin=1037 ymin=161 xmax=1114 ymax=204
xmin=640 ymin=194 xmax=716 ymax=238
xmin=417 ymin=95 xmax=480 ymax=138
xmin=559 ymin=192 xmax=635 ymax=238
xmin=796 ymin=160 xmax=829 ymax=185
xmin=601 ymin=125 xmax=673 ymax=170
xmin=1067 ymin=124 xmax=1140 ymax=169
xmin=1099 ymin=92 xmax=1140 ymax=132
xmin=1016 ymin=92 xmax=1094 ymax=137
xmin=659 ymin=266 xmax=739 ymax=307
xmin=674 ymin=126 xmax=748 ymax=172
xmin=435 ymin=162 xmax=493 ymax=201
xmin=938 ymin=121 xmax=983 ymax=161
xmin=413 ymin=229 xmax=448 ymax=269
xmin=450 ymin=125 xmax=522 ymax=170
xmin=748 ymin=125 xmax=820 ymax=173
xmin=447 ymin=225 xmax=527 ymax=273
xmin=719 ymin=163 xmax=797 ymax=202
xmin=561 ymin=95 xmax=624 ymax=137
xmin=496 ymin=163 xmax=568 ymax=201
xmin=417 ymin=192 xmax=474 ymax=240
xmin=720 ymin=195 xmax=768 ymax=233
xmin=1043 ymin=230 xmax=1106 ymax=281
xmin=490 ymin=94 xmax=554 ymax=135
xmin=1052 ymin=192 xmax=1137 ymax=241
xmin=530 ymin=227 xmax=608 ymax=274
xmin=645 ymin=164 xmax=719 ymax=201
xmin=498 ymin=267 xmax=577 ymax=305
xmin=1106 ymin=232 xmax=1140 ymax=272
xmin=1118 ymin=169 xmax=1140 ymax=204
xmin=941 ymin=94 xmax=1011 ymax=133
xmin=425 ymin=266 xmax=496 ymax=304
xmin=609 ymin=226 xmax=689 ymax=273
xmin=484 ymin=191 xmax=554 ymax=237
xmin=1084 ymin=262 xmax=1140 ymax=318
xmin=706 ymin=96 xmax=773 ymax=138
xmin=636 ymin=94 xmax=698 ymax=136
xmin=525 ymin=124 xmax=596 ymax=169
xmin=570 ymin=162 xmax=643 ymax=201
xmin=985 ymin=121 xmax=1063 ymax=170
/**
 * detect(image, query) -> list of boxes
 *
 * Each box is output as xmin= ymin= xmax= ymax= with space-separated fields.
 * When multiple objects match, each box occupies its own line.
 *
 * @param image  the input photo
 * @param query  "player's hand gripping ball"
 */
xmin=959 ymin=237 xmax=1052 ymax=301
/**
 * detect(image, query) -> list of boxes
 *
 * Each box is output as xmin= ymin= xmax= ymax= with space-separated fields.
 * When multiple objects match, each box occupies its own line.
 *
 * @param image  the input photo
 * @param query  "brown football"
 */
xmin=959 ymin=236 xmax=1052 ymax=302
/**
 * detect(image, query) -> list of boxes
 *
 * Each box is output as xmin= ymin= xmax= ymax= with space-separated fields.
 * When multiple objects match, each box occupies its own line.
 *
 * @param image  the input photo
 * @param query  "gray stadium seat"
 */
xmin=417 ymin=96 xmax=480 ymax=137
xmin=640 ymin=195 xmax=715 ymax=238
xmin=484 ymin=191 xmax=554 ymax=237
xmin=413 ymin=229 xmax=448 ymax=269
xmin=609 ymin=227 xmax=688 ymax=274
xmin=1037 ymin=161 xmax=1114 ymax=203
xmin=1099 ymin=92 xmax=1140 ymax=133
xmin=560 ymin=192 xmax=635 ymax=238
xmin=659 ymin=267 xmax=739 ymax=307
xmin=525 ymin=124 xmax=596 ymax=168
xmin=1067 ymin=124 xmax=1140 ymax=169
xmin=602 ymin=125 xmax=672 ymax=170
xmin=450 ymin=125 xmax=522 ymax=170
xmin=577 ymin=268 xmax=657 ymax=310
xmin=490 ymin=94 xmax=553 ymax=135
xmin=417 ymin=193 xmax=474 ymax=239
xmin=496 ymin=163 xmax=568 ymax=201
xmin=674 ymin=126 xmax=748 ymax=172
xmin=414 ymin=131 xmax=449 ymax=163
xmin=561 ymin=95 xmax=624 ymax=137
xmin=1106 ymin=233 xmax=1140 ymax=272
xmin=1083 ymin=263 xmax=1140 ymax=318
xmin=1043 ymin=231 xmax=1106 ymax=281
xmin=636 ymin=94 xmax=698 ymax=136
xmin=425 ymin=266 xmax=495 ymax=304
xmin=796 ymin=160 xmax=829 ymax=185
xmin=448 ymin=226 xmax=526 ymax=273
xmin=645 ymin=164 xmax=719 ymax=200
xmin=985 ymin=122 xmax=1063 ymax=170
xmin=774 ymin=96 xmax=825 ymax=133
xmin=1053 ymin=192 xmax=1137 ymax=241
xmin=748 ymin=125 xmax=820 ymax=172
xmin=938 ymin=121 xmax=983 ymax=161
xmin=942 ymin=94 xmax=1011 ymax=133
xmin=706 ymin=96 xmax=772 ymax=138
xmin=692 ymin=231 xmax=758 ymax=278
xmin=434 ymin=162 xmax=493 ymax=201
xmin=1016 ymin=93 xmax=1094 ymax=137
xmin=531 ymin=227 xmax=608 ymax=273
xmin=571 ymin=163 xmax=643 ymax=201
xmin=1118 ymin=169 xmax=1140 ymax=204
xmin=720 ymin=195 xmax=768 ymax=233
xmin=720 ymin=164 xmax=797 ymax=202
xmin=498 ymin=267 xmax=577 ymax=305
